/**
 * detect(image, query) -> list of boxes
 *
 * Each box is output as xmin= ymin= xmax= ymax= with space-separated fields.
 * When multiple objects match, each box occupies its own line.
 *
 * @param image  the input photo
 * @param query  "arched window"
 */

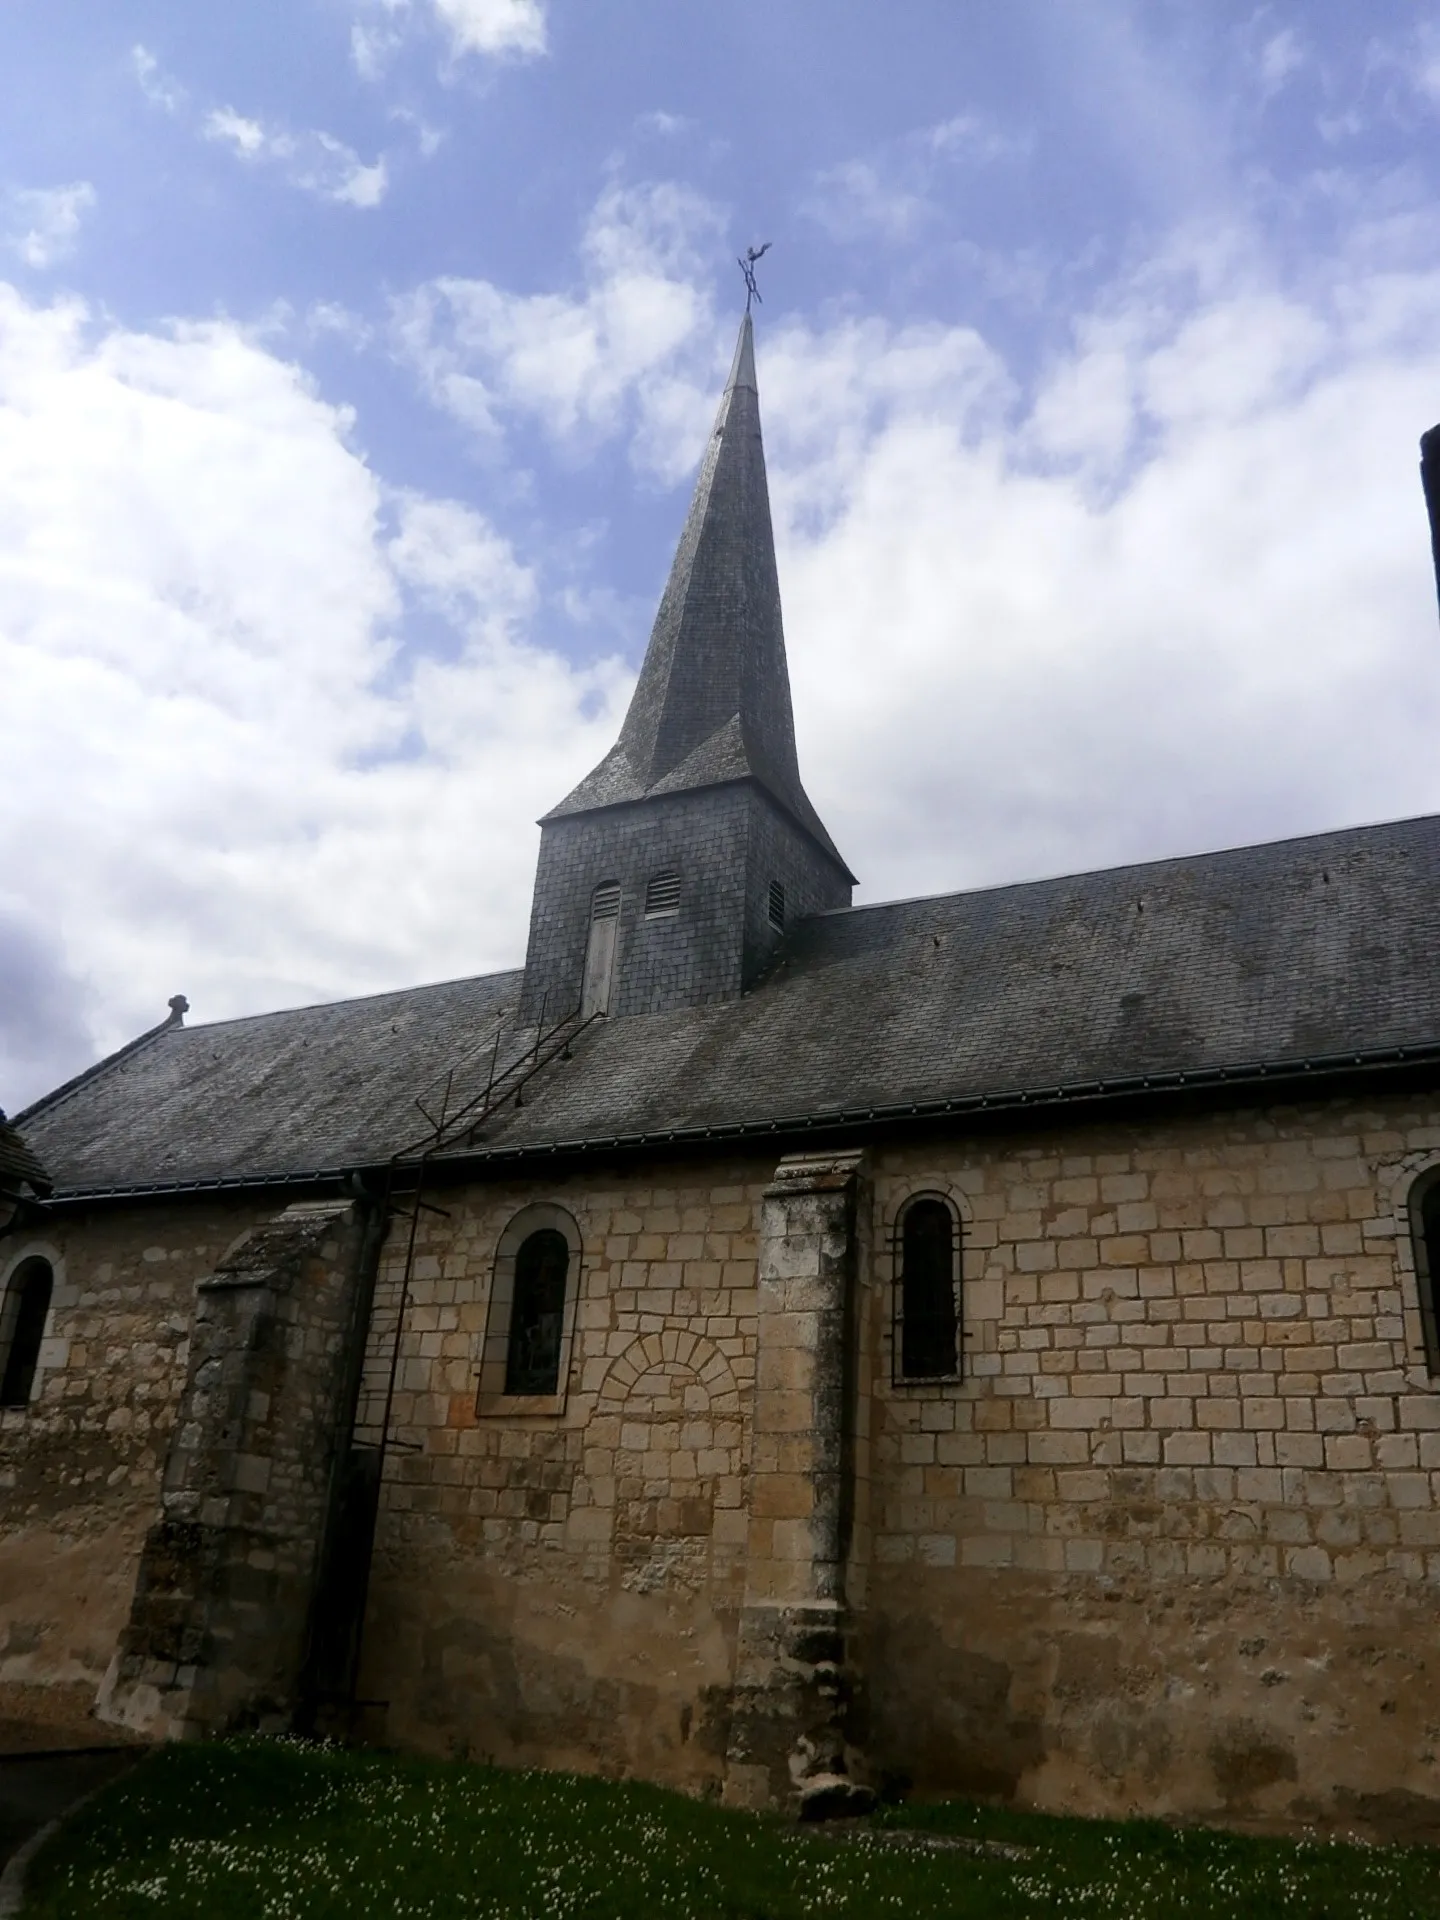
xmin=477 ymin=1204 xmax=582 ymax=1412
xmin=895 ymin=1198 xmax=960 ymax=1382
xmin=504 ymin=1229 xmax=570 ymax=1396
xmin=0 ymin=1256 xmax=54 ymax=1408
xmin=1411 ymin=1174 xmax=1440 ymax=1377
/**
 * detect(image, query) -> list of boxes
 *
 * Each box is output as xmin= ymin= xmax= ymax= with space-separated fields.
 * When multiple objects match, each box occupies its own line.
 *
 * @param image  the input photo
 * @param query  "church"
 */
xmin=5 ymin=309 xmax=1440 ymax=1836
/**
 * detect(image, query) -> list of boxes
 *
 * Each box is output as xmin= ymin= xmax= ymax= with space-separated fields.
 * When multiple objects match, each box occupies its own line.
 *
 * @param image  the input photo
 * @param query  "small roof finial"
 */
xmin=167 ymin=994 xmax=189 ymax=1027
xmin=738 ymin=241 xmax=771 ymax=312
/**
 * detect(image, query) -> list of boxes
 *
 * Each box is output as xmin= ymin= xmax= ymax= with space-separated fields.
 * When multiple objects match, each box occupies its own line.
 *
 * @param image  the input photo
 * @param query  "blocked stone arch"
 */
xmin=586 ymin=1332 xmax=744 ymax=1592
xmin=596 ymin=1329 xmax=742 ymax=1417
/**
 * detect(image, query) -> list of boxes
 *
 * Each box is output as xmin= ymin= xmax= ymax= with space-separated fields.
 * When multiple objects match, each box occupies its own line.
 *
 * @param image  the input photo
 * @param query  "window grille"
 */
xmin=504 ymin=1229 xmax=570 ymax=1396
xmin=893 ymin=1198 xmax=960 ymax=1383
xmin=767 ymin=879 xmax=786 ymax=930
xmin=645 ymin=871 xmax=681 ymax=917
xmin=0 ymin=1257 xmax=53 ymax=1408
xmin=591 ymin=881 xmax=621 ymax=921
xmin=1414 ymin=1177 xmax=1440 ymax=1377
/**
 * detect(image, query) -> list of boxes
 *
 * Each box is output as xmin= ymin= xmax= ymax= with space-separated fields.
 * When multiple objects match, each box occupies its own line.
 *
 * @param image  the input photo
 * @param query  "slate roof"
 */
xmin=547 ymin=314 xmax=853 ymax=879
xmin=19 ymin=972 xmax=520 ymax=1198
xmin=20 ymin=813 xmax=1440 ymax=1200
xmin=0 ymin=1113 xmax=51 ymax=1200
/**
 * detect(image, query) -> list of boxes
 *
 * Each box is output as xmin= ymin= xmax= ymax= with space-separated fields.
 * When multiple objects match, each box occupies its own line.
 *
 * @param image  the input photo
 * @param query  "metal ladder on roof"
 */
xmin=398 ymin=999 xmax=604 ymax=1161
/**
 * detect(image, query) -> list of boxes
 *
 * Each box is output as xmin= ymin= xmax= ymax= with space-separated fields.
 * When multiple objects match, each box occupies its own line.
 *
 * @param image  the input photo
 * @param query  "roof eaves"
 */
xmin=38 ymin=1036 xmax=1440 ymax=1207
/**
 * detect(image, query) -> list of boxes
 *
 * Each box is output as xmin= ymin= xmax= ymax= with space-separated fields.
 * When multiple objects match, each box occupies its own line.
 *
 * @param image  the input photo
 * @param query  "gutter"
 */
xmin=33 ymin=1035 xmax=1440 ymax=1209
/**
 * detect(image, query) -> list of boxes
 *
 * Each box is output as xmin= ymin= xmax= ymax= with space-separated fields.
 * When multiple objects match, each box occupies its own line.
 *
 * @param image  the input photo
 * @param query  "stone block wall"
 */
xmin=352 ymin=1159 xmax=770 ymax=1791
xmin=11 ymin=1087 xmax=1440 ymax=1836
xmin=863 ymin=1094 xmax=1440 ymax=1836
xmin=99 ymin=1200 xmax=371 ymax=1740
xmin=0 ymin=1195 xmax=271 ymax=1740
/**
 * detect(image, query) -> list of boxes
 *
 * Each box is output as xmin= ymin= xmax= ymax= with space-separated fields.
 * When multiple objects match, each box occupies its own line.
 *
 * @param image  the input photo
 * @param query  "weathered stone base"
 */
xmin=357 ymin=1532 xmax=741 ymax=1792
xmin=722 ymin=1601 xmax=872 ymax=1816
xmin=98 ymin=1202 xmax=367 ymax=1741
xmin=97 ymin=1518 xmax=302 ymax=1740
xmin=870 ymin=1563 xmax=1440 ymax=1843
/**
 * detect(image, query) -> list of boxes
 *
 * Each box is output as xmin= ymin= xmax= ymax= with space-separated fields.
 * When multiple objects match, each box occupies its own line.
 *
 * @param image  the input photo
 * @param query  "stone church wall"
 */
xmin=0 ymin=1195 xmax=272 ymax=1740
xmin=864 ymin=1094 xmax=1440 ymax=1837
xmin=353 ymin=1157 xmax=769 ymax=1794
xmin=10 ymin=1090 xmax=1440 ymax=1834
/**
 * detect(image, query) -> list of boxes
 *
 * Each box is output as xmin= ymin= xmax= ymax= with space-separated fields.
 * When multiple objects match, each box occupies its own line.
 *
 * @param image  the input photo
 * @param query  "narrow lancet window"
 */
xmin=767 ymin=880 xmax=786 ymax=931
xmin=897 ymin=1199 xmax=959 ymax=1381
xmin=504 ymin=1229 xmax=569 ymax=1395
xmin=0 ymin=1257 xmax=54 ymax=1408
xmin=1413 ymin=1177 xmax=1440 ymax=1377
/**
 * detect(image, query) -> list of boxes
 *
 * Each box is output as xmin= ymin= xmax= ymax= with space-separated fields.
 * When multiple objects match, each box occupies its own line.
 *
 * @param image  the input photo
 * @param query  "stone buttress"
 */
xmin=724 ymin=1150 xmax=873 ymax=1816
xmin=97 ymin=1199 xmax=377 ymax=1739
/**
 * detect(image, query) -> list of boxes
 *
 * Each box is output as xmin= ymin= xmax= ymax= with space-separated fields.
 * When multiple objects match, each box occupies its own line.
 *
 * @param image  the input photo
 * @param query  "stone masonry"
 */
xmin=863 ymin=1096 xmax=1440 ymax=1833
xmin=97 ymin=1200 xmax=374 ymax=1740
xmin=0 ymin=1195 xmax=273 ymax=1742
xmin=10 ymin=1094 xmax=1440 ymax=1833
xmin=723 ymin=1150 xmax=872 ymax=1817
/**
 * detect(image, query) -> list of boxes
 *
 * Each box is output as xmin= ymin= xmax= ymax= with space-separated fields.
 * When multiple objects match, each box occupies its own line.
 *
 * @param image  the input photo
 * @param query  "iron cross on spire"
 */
xmin=738 ymin=242 xmax=772 ymax=310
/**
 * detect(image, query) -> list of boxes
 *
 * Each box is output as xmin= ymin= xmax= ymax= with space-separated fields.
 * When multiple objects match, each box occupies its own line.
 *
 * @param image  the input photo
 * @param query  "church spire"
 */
xmin=519 ymin=305 xmax=853 ymax=1024
xmin=545 ymin=311 xmax=852 ymax=878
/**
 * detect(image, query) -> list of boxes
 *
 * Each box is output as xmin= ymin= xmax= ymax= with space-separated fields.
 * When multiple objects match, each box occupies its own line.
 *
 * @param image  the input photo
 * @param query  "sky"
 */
xmin=4 ymin=0 xmax=1440 ymax=1111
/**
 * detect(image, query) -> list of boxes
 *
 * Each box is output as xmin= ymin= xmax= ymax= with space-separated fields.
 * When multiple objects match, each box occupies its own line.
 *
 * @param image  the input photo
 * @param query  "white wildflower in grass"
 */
xmin=15 ymin=1736 xmax=1440 ymax=1917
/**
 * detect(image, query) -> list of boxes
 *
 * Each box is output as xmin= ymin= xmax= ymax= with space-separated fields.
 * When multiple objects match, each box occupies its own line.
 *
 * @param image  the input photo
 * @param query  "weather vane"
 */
xmin=738 ymin=242 xmax=772 ymax=311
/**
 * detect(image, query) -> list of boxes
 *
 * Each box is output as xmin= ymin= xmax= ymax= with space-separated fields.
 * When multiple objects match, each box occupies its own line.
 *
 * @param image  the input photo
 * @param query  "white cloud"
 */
xmin=397 ymin=175 xmax=1440 ymax=917
xmin=203 ymin=108 xmax=389 ymax=208
xmin=204 ymin=107 xmax=268 ymax=159
xmin=434 ymin=0 xmax=546 ymax=58
xmin=763 ymin=245 xmax=1440 ymax=900
xmin=1413 ymin=26 xmax=1440 ymax=107
xmin=1256 ymin=27 xmax=1306 ymax=95
xmin=804 ymin=113 xmax=1026 ymax=246
xmin=131 ymin=50 xmax=388 ymax=209
xmin=394 ymin=180 xmax=724 ymax=470
xmin=389 ymin=106 xmax=446 ymax=158
xmin=0 ymin=284 xmax=629 ymax=1106
xmin=9 ymin=175 xmax=1440 ymax=1129
xmin=305 ymin=301 xmax=375 ymax=349
xmin=636 ymin=111 xmax=690 ymax=139
xmin=350 ymin=0 xmax=546 ymax=75
xmin=130 ymin=44 xmax=185 ymax=115
xmin=805 ymin=159 xmax=933 ymax=246
xmin=5 ymin=183 xmax=96 ymax=270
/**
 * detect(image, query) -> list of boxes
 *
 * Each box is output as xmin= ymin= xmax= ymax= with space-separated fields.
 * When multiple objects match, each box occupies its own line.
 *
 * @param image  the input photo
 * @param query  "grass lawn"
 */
xmin=21 ymin=1738 xmax=1440 ymax=1918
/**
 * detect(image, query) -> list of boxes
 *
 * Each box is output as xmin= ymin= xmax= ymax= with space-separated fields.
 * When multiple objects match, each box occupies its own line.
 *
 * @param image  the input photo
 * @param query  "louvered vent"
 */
xmin=591 ymin=882 xmax=621 ymax=921
xmin=645 ymin=871 xmax=681 ymax=917
xmin=767 ymin=880 xmax=786 ymax=930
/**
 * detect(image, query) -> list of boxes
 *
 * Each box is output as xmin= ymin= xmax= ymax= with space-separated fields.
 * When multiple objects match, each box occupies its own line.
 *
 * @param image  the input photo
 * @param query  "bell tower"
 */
xmin=519 ymin=312 xmax=854 ymax=1024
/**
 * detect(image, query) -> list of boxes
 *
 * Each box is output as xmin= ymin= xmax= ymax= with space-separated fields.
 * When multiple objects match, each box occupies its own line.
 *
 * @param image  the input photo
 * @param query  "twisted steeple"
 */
xmin=545 ymin=313 xmax=852 ymax=878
